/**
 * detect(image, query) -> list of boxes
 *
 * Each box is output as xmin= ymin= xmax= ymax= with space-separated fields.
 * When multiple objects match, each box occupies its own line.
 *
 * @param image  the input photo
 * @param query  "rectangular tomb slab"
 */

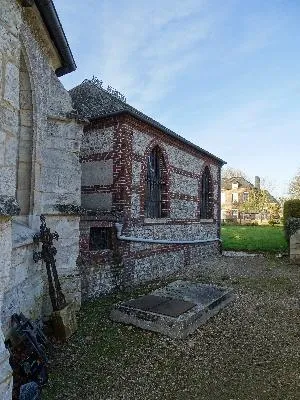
xmin=123 ymin=295 xmax=196 ymax=318
xmin=110 ymin=280 xmax=235 ymax=339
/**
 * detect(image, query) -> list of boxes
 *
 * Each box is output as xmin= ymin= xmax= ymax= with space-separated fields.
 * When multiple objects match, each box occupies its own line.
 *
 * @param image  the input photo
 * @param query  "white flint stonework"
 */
xmin=132 ymin=160 xmax=142 ymax=185
xmin=132 ymin=129 xmax=152 ymax=155
xmin=170 ymin=173 xmax=198 ymax=196
xmin=133 ymin=250 xmax=185 ymax=282
xmin=81 ymin=127 xmax=114 ymax=155
xmin=165 ymin=143 xmax=204 ymax=174
xmin=170 ymin=199 xmax=198 ymax=219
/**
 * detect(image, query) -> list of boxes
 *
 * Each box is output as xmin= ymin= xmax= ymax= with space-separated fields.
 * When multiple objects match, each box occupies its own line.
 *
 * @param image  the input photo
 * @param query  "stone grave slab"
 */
xmin=122 ymin=295 xmax=196 ymax=318
xmin=110 ymin=280 xmax=235 ymax=338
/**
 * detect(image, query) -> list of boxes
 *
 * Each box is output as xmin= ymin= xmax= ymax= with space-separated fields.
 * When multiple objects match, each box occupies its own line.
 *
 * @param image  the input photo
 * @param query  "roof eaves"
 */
xmin=32 ymin=0 xmax=76 ymax=76
xmin=90 ymin=110 xmax=227 ymax=165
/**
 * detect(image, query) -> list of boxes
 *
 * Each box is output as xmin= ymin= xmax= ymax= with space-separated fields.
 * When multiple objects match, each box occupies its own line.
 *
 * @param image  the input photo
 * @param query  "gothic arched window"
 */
xmin=200 ymin=166 xmax=213 ymax=219
xmin=144 ymin=146 xmax=168 ymax=218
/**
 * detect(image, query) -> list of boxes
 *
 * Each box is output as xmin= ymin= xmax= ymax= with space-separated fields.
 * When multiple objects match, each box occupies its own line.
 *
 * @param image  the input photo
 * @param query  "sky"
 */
xmin=54 ymin=0 xmax=300 ymax=198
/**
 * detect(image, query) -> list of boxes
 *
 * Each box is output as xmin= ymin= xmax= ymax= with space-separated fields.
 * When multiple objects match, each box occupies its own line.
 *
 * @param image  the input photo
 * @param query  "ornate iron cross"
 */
xmin=33 ymin=215 xmax=67 ymax=312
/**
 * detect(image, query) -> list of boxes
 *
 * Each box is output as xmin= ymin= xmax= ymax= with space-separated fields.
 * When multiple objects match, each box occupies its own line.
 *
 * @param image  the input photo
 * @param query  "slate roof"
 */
xmin=69 ymin=78 xmax=226 ymax=165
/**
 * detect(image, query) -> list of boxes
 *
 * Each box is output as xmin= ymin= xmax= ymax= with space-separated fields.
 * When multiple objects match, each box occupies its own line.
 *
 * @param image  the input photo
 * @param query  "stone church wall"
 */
xmin=0 ymin=2 xmax=83 ymax=397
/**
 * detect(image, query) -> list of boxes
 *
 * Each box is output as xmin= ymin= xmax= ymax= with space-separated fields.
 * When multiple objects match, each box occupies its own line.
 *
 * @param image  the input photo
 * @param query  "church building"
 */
xmin=70 ymin=78 xmax=226 ymax=299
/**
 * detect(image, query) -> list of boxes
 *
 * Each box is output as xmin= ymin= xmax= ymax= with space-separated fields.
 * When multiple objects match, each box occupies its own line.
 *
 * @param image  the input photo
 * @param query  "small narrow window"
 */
xmin=200 ymin=166 xmax=213 ymax=219
xmin=243 ymin=192 xmax=249 ymax=202
xmin=221 ymin=192 xmax=225 ymax=204
xmin=232 ymin=209 xmax=239 ymax=219
xmin=144 ymin=146 xmax=167 ymax=218
xmin=232 ymin=192 xmax=238 ymax=203
xmin=89 ymin=227 xmax=112 ymax=250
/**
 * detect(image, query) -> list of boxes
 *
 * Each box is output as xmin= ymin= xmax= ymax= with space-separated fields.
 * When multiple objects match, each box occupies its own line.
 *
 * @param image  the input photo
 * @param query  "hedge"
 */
xmin=283 ymin=199 xmax=300 ymax=239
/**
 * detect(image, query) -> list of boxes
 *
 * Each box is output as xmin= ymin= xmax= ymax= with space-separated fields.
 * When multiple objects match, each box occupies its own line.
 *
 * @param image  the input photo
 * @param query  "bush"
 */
xmin=242 ymin=221 xmax=259 ymax=226
xmin=285 ymin=218 xmax=300 ymax=239
xmin=268 ymin=219 xmax=280 ymax=226
xmin=222 ymin=218 xmax=237 ymax=226
xmin=283 ymin=200 xmax=300 ymax=225
xmin=283 ymin=199 xmax=300 ymax=239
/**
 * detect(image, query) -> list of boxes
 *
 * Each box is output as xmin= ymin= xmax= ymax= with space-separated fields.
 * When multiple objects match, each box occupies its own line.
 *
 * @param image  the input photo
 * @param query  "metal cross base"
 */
xmin=33 ymin=215 xmax=66 ymax=312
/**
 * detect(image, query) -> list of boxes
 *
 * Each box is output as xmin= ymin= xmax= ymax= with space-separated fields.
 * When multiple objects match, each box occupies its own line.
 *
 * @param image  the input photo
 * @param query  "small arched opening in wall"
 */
xmin=143 ymin=144 xmax=169 ymax=219
xmin=15 ymin=50 xmax=34 ymax=224
xmin=200 ymin=165 xmax=213 ymax=219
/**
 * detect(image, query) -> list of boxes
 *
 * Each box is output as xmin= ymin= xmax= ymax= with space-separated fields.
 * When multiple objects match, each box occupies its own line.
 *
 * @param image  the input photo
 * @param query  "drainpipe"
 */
xmin=115 ymin=223 xmax=221 ymax=245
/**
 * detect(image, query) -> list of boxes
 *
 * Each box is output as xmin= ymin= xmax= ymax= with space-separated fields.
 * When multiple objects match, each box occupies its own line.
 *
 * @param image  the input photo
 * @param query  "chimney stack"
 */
xmin=255 ymin=176 xmax=260 ymax=190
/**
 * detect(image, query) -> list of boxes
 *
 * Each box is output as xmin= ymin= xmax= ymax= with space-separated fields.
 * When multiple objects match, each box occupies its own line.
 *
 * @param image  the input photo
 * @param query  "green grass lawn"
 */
xmin=221 ymin=225 xmax=288 ymax=253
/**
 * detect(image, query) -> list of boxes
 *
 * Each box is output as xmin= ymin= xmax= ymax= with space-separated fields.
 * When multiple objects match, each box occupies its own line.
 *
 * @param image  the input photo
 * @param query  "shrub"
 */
xmin=222 ymin=218 xmax=237 ymax=226
xmin=283 ymin=200 xmax=300 ymax=225
xmin=285 ymin=217 xmax=300 ymax=239
xmin=268 ymin=219 xmax=280 ymax=226
xmin=283 ymin=199 xmax=300 ymax=239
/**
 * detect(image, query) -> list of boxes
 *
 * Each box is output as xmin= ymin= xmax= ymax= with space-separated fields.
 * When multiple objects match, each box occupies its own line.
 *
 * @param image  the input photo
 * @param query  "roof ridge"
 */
xmin=69 ymin=78 xmax=226 ymax=165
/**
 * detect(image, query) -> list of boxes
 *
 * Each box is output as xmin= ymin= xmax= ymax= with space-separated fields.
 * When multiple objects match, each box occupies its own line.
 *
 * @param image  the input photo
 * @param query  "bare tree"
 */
xmin=289 ymin=168 xmax=300 ymax=199
xmin=222 ymin=167 xmax=248 ymax=180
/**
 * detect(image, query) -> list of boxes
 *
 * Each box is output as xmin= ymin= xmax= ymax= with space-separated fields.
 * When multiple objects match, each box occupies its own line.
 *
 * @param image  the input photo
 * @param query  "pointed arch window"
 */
xmin=200 ymin=166 xmax=213 ymax=219
xmin=144 ymin=146 xmax=168 ymax=218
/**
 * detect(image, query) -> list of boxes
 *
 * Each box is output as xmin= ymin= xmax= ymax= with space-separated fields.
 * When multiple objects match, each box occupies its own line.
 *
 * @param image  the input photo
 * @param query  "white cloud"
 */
xmin=79 ymin=0 xmax=222 ymax=107
xmin=54 ymin=0 xmax=298 ymax=197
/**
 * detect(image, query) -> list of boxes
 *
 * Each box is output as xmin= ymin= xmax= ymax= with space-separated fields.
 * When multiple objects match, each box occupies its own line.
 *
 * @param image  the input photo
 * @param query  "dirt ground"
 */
xmin=43 ymin=254 xmax=300 ymax=400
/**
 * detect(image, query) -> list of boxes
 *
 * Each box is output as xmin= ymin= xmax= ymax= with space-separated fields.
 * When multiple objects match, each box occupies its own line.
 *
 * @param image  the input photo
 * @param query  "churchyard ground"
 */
xmin=221 ymin=225 xmax=288 ymax=253
xmin=43 ymin=255 xmax=299 ymax=400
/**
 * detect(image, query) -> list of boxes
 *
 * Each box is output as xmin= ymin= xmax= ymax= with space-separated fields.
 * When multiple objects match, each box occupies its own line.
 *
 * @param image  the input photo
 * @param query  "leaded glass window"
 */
xmin=144 ymin=146 xmax=167 ymax=218
xmin=200 ymin=167 xmax=213 ymax=219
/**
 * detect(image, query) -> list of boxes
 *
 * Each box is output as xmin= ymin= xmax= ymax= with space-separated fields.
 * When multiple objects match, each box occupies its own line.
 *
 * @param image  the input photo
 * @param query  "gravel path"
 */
xmin=43 ymin=255 xmax=300 ymax=400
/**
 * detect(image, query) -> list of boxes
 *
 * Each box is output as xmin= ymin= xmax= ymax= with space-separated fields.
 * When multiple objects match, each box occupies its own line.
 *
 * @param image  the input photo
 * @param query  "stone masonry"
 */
xmin=0 ymin=2 xmax=83 ymax=398
xmin=290 ymin=229 xmax=300 ymax=264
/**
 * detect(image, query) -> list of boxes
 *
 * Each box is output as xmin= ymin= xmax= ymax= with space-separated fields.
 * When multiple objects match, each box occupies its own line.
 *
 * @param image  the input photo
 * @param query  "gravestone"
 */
xmin=110 ymin=280 xmax=234 ymax=338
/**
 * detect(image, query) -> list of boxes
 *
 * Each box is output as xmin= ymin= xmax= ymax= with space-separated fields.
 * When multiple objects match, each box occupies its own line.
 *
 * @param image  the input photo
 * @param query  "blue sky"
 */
xmin=54 ymin=0 xmax=300 ymax=198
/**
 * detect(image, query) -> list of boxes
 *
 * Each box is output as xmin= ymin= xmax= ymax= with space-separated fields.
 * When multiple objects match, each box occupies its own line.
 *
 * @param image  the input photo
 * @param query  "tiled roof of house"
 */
xmin=222 ymin=177 xmax=278 ymax=204
xmin=69 ymin=78 xmax=226 ymax=165
xmin=221 ymin=176 xmax=253 ymax=190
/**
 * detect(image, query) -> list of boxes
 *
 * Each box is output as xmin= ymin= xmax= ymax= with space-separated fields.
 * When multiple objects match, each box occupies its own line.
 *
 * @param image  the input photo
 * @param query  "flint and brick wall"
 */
xmin=79 ymin=114 xmax=222 ymax=299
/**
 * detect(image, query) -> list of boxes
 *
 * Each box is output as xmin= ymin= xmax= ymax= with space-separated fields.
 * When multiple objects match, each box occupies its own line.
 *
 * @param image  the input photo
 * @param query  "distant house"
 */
xmin=221 ymin=176 xmax=279 ymax=222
